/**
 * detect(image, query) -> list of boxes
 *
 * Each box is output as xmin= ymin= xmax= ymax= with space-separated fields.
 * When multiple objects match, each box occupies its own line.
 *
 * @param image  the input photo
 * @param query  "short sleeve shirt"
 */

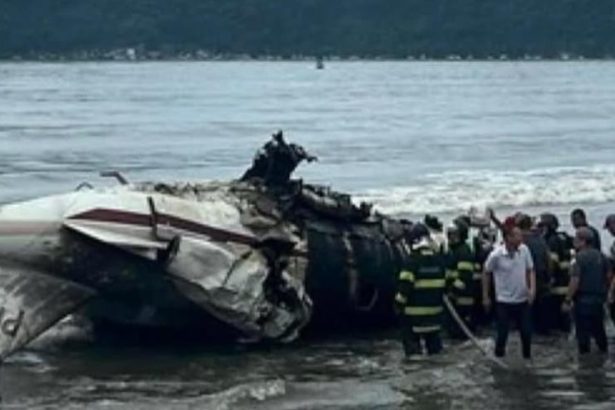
xmin=485 ymin=244 xmax=534 ymax=303
xmin=570 ymin=248 xmax=609 ymax=304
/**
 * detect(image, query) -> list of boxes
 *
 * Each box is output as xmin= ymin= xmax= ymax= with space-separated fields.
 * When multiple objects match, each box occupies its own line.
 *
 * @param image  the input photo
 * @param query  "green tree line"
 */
xmin=1 ymin=0 xmax=615 ymax=58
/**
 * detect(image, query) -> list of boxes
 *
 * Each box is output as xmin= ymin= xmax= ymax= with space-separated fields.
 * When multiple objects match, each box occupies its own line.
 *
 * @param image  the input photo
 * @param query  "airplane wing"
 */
xmin=0 ymin=265 xmax=95 ymax=361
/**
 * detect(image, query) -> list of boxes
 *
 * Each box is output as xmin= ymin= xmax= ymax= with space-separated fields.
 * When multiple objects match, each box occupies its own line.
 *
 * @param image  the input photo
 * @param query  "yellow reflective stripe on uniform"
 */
xmin=404 ymin=306 xmax=444 ymax=316
xmin=456 ymin=296 xmax=474 ymax=306
xmin=559 ymin=261 xmax=571 ymax=270
xmin=420 ymin=250 xmax=434 ymax=255
xmin=399 ymin=270 xmax=415 ymax=282
xmin=415 ymin=279 xmax=446 ymax=289
xmin=473 ymin=273 xmax=482 ymax=280
xmin=395 ymin=293 xmax=408 ymax=304
xmin=457 ymin=261 xmax=474 ymax=271
xmin=550 ymin=252 xmax=560 ymax=263
xmin=453 ymin=279 xmax=465 ymax=290
xmin=446 ymin=269 xmax=459 ymax=279
xmin=551 ymin=287 xmax=568 ymax=296
xmin=412 ymin=325 xmax=441 ymax=333
xmin=474 ymin=263 xmax=482 ymax=271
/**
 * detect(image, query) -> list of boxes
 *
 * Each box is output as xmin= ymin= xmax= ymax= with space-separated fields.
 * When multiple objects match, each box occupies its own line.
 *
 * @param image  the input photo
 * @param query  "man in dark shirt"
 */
xmin=563 ymin=227 xmax=612 ymax=354
xmin=603 ymin=214 xmax=615 ymax=327
xmin=517 ymin=214 xmax=552 ymax=334
xmin=571 ymin=208 xmax=601 ymax=251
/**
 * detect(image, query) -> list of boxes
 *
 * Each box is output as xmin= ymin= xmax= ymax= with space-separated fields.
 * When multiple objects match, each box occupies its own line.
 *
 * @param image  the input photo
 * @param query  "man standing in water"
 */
xmin=563 ymin=227 xmax=612 ymax=354
xmin=396 ymin=223 xmax=448 ymax=357
xmin=539 ymin=213 xmax=573 ymax=332
xmin=516 ymin=214 xmax=552 ymax=334
xmin=483 ymin=225 xmax=536 ymax=360
xmin=445 ymin=220 xmax=477 ymax=337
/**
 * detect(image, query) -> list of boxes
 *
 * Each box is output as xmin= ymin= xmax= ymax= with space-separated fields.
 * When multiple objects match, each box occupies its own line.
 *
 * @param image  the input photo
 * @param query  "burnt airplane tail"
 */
xmin=0 ymin=265 xmax=94 ymax=360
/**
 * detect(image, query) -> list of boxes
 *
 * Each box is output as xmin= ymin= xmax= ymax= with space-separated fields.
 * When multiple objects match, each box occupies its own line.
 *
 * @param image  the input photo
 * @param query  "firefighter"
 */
xmin=445 ymin=219 xmax=477 ymax=338
xmin=472 ymin=225 xmax=498 ymax=326
xmin=395 ymin=223 xmax=454 ymax=357
xmin=516 ymin=213 xmax=552 ymax=334
xmin=539 ymin=213 xmax=573 ymax=332
xmin=424 ymin=214 xmax=446 ymax=252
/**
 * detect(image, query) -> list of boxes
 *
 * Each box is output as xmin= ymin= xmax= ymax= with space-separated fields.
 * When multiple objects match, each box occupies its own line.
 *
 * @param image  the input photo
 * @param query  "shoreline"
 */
xmin=2 ymin=50 xmax=614 ymax=63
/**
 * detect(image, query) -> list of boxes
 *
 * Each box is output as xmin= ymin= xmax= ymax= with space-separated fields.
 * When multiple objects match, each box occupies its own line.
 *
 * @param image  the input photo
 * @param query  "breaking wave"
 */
xmin=355 ymin=166 xmax=615 ymax=216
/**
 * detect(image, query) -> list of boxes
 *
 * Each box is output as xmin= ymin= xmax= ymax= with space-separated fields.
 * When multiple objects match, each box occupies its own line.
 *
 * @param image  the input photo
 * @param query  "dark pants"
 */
xmin=474 ymin=279 xmax=494 ymax=327
xmin=401 ymin=319 xmax=442 ymax=356
xmin=574 ymin=302 xmax=607 ymax=354
xmin=495 ymin=302 xmax=532 ymax=359
xmin=532 ymin=291 xmax=551 ymax=335
xmin=546 ymin=294 xmax=571 ymax=333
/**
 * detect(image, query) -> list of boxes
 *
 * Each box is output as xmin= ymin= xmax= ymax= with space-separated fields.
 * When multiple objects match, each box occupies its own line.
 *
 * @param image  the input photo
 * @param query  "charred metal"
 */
xmin=0 ymin=132 xmax=410 ymax=359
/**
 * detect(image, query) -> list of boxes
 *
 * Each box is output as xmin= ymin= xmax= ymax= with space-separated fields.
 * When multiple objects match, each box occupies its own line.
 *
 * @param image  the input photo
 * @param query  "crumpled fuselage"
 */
xmin=0 ymin=181 xmax=313 ymax=359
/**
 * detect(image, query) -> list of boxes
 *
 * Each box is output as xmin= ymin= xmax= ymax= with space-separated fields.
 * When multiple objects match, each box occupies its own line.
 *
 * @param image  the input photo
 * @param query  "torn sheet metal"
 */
xmin=0 ymin=265 xmax=94 ymax=360
xmin=164 ymin=236 xmax=311 ymax=341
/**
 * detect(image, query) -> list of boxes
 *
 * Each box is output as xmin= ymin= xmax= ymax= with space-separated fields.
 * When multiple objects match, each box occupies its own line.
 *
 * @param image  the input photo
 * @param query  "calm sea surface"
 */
xmin=1 ymin=61 xmax=615 ymax=409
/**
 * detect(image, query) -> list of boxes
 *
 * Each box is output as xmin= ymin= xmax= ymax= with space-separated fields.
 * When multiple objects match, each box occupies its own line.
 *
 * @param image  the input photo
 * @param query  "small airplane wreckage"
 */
xmin=0 ymin=131 xmax=413 ymax=360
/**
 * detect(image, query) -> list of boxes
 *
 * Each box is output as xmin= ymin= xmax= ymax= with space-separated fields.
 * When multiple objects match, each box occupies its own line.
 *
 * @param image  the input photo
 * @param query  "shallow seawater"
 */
xmin=1 ymin=323 xmax=615 ymax=409
xmin=2 ymin=61 xmax=615 ymax=408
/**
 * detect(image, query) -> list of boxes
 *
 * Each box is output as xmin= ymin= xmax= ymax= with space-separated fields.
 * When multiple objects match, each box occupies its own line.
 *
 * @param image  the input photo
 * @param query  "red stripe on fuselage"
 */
xmin=68 ymin=209 xmax=259 ymax=246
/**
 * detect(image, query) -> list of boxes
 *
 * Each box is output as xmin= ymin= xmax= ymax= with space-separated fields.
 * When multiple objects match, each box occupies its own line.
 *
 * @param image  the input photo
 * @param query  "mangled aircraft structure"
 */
xmin=0 ymin=131 xmax=410 ymax=360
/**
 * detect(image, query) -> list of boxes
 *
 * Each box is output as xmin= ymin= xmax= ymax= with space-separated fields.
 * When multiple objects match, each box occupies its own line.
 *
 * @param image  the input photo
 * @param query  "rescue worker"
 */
xmin=445 ymin=219 xmax=477 ymax=338
xmin=395 ymin=223 xmax=449 ymax=357
xmin=517 ymin=213 xmax=552 ymax=335
xmin=570 ymin=208 xmax=601 ymax=251
xmin=424 ymin=214 xmax=446 ymax=252
xmin=563 ymin=227 xmax=612 ymax=354
xmin=603 ymin=214 xmax=615 ymax=326
xmin=539 ymin=213 xmax=573 ymax=332
xmin=472 ymin=224 xmax=498 ymax=326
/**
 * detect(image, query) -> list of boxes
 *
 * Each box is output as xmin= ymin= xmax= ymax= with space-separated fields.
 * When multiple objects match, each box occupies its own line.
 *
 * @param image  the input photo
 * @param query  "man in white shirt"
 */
xmin=483 ymin=225 xmax=536 ymax=359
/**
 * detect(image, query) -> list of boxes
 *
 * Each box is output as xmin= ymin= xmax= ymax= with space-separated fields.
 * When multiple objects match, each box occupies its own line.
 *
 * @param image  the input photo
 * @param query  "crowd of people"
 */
xmin=395 ymin=208 xmax=615 ymax=360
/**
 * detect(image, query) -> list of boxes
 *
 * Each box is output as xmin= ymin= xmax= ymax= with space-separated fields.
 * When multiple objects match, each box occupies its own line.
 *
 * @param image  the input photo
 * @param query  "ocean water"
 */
xmin=1 ymin=61 xmax=615 ymax=408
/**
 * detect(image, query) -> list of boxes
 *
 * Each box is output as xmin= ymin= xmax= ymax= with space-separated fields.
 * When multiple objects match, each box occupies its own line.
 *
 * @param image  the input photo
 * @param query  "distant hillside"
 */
xmin=2 ymin=0 xmax=615 ymax=59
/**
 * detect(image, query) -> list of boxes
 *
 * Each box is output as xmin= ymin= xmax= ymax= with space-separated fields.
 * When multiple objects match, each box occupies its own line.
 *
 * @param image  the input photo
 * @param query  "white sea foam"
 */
xmin=201 ymin=379 xmax=287 ymax=410
xmin=355 ymin=166 xmax=615 ymax=216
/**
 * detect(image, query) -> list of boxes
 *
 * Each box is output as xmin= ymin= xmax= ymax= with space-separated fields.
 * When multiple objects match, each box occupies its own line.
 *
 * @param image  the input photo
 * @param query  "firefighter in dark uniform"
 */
xmin=395 ymin=223 xmax=451 ymax=356
xmin=539 ymin=213 xmax=573 ymax=332
xmin=472 ymin=225 xmax=497 ymax=326
xmin=446 ymin=219 xmax=477 ymax=338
